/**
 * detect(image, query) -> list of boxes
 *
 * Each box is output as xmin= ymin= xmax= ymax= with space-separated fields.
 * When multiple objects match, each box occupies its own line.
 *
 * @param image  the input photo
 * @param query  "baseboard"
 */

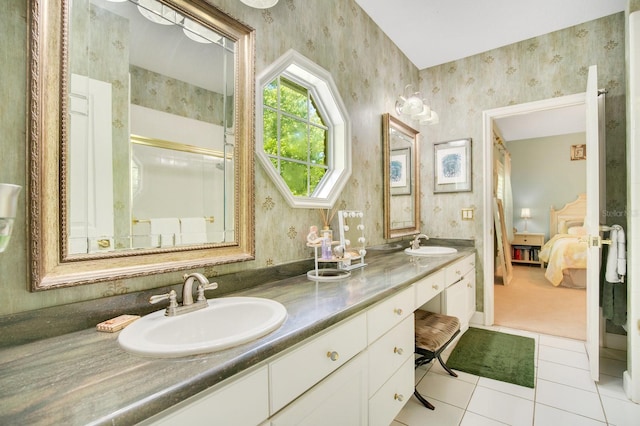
xmin=470 ymin=311 xmax=483 ymax=327
xmin=604 ymin=332 xmax=627 ymax=351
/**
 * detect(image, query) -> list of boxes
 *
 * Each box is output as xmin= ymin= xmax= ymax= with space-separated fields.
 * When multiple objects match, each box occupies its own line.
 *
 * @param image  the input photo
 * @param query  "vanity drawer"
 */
xmin=368 ymin=315 xmax=414 ymax=397
xmin=367 ymin=286 xmax=415 ymax=344
xmin=512 ymin=233 xmax=544 ymax=247
xmin=368 ymin=355 xmax=414 ymax=426
xmin=269 ymin=313 xmax=367 ymax=414
xmin=414 ymin=269 xmax=445 ymax=307
xmin=445 ymin=254 xmax=475 ymax=285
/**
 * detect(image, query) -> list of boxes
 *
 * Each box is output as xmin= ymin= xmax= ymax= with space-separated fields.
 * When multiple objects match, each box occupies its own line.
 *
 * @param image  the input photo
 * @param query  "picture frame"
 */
xmin=390 ymin=147 xmax=411 ymax=195
xmin=570 ymin=144 xmax=586 ymax=161
xmin=434 ymin=138 xmax=472 ymax=193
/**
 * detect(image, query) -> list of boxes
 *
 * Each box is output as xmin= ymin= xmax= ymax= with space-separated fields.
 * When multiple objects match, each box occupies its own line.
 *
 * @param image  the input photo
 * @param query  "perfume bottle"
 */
xmin=321 ymin=237 xmax=332 ymax=260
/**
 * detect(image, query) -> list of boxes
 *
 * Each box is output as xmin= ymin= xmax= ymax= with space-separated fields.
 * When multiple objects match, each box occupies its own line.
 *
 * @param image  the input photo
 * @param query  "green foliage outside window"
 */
xmin=263 ymin=77 xmax=328 ymax=197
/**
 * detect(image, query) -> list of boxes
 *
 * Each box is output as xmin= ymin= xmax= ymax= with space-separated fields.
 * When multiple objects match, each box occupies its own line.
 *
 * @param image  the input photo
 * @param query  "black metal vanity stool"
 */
xmin=413 ymin=309 xmax=461 ymax=410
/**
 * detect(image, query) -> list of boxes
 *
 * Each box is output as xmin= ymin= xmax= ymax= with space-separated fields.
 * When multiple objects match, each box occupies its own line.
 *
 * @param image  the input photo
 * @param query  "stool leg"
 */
xmin=437 ymin=354 xmax=458 ymax=377
xmin=414 ymin=389 xmax=435 ymax=410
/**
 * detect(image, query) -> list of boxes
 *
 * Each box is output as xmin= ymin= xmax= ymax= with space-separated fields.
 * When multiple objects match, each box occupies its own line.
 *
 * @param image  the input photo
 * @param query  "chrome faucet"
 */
xmin=149 ymin=272 xmax=218 ymax=316
xmin=410 ymin=233 xmax=429 ymax=250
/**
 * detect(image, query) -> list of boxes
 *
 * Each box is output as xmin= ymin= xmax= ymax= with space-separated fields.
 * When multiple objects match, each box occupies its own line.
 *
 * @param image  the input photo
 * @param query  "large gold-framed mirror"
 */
xmin=27 ymin=0 xmax=255 ymax=290
xmin=382 ymin=113 xmax=420 ymax=239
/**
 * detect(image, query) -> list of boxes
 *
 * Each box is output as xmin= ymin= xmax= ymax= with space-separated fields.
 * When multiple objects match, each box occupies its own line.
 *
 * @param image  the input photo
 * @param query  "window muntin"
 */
xmin=263 ymin=76 xmax=329 ymax=197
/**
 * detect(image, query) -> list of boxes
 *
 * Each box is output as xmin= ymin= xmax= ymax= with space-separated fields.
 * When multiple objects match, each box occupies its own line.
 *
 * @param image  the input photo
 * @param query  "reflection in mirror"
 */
xmin=27 ymin=0 xmax=255 ymax=289
xmin=67 ymin=0 xmax=234 ymax=255
xmin=337 ymin=210 xmax=367 ymax=270
xmin=382 ymin=113 xmax=421 ymax=239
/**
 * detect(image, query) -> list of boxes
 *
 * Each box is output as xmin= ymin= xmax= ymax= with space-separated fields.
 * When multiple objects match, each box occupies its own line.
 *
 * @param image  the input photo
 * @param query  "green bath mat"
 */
xmin=446 ymin=327 xmax=535 ymax=388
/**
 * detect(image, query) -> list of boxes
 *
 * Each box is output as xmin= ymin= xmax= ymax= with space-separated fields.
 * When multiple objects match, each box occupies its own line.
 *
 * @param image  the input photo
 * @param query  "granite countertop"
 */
xmin=0 ymin=246 xmax=474 ymax=425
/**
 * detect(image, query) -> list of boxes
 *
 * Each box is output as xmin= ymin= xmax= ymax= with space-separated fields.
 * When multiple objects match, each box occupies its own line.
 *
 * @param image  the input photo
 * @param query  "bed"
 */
xmin=538 ymin=193 xmax=588 ymax=288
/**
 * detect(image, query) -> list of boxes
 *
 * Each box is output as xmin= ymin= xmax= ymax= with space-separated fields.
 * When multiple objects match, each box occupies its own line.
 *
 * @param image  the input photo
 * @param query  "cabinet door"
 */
xmin=444 ymin=278 xmax=467 ymax=327
xmin=465 ymin=270 xmax=476 ymax=323
xmin=368 ymin=356 xmax=414 ymax=426
xmin=270 ymin=353 xmax=368 ymax=426
xmin=144 ymin=366 xmax=269 ymax=426
xmin=443 ymin=269 xmax=475 ymax=332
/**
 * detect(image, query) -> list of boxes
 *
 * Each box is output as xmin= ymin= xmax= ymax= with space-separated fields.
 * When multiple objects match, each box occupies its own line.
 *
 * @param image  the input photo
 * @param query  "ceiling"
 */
xmin=354 ymin=0 xmax=626 ymax=70
xmin=355 ymin=0 xmax=625 ymax=141
xmin=494 ymin=104 xmax=586 ymax=142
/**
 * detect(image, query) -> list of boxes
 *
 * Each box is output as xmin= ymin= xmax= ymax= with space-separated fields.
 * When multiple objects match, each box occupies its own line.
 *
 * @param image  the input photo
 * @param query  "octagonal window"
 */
xmin=256 ymin=50 xmax=351 ymax=208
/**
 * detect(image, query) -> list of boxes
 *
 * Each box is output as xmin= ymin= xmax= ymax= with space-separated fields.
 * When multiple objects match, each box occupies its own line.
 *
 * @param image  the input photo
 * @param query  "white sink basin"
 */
xmin=404 ymin=246 xmax=458 ymax=256
xmin=118 ymin=297 xmax=287 ymax=358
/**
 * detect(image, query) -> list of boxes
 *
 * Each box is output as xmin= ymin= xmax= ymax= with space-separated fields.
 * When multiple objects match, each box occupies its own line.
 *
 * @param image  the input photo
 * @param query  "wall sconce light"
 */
xmin=395 ymin=84 xmax=439 ymax=125
xmin=240 ymin=0 xmax=279 ymax=8
xmin=520 ymin=208 xmax=531 ymax=232
xmin=0 ymin=183 xmax=22 ymax=253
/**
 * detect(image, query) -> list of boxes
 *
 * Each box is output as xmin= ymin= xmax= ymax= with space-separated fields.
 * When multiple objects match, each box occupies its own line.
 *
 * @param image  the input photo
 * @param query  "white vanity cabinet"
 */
xmin=140 ymin=255 xmax=478 ymax=426
xmin=366 ymin=286 xmax=415 ymax=425
xmin=443 ymin=253 xmax=476 ymax=332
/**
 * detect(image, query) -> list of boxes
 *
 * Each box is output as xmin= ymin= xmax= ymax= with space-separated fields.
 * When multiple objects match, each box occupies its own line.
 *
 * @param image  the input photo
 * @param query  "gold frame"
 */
xmin=26 ymin=0 xmax=255 ymax=290
xmin=570 ymin=144 xmax=586 ymax=161
xmin=382 ymin=113 xmax=421 ymax=239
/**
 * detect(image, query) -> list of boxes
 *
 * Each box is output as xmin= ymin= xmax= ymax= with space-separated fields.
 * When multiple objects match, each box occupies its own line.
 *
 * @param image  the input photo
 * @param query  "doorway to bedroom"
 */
xmin=490 ymin=101 xmax=588 ymax=341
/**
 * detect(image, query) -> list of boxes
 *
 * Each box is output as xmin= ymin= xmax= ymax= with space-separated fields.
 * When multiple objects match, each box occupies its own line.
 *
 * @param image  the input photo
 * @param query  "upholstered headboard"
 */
xmin=549 ymin=193 xmax=587 ymax=238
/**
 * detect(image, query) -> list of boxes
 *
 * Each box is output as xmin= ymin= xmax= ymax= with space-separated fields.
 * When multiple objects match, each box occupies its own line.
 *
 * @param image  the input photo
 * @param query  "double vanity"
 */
xmin=0 ymin=244 xmax=475 ymax=425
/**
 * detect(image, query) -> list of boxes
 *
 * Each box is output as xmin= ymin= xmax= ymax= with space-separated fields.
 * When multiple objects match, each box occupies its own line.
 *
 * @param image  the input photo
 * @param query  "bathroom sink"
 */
xmin=404 ymin=246 xmax=458 ymax=256
xmin=118 ymin=297 xmax=287 ymax=358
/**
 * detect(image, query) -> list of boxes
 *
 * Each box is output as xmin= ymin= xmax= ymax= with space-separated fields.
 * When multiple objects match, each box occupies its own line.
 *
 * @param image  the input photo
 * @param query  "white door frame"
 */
xmin=482 ymin=93 xmax=586 ymax=327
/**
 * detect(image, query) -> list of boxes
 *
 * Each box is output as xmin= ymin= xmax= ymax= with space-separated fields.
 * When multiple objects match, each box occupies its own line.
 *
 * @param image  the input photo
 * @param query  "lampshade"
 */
xmin=240 ymin=0 xmax=279 ymax=8
xmin=137 ymin=0 xmax=179 ymax=25
xmin=183 ymin=18 xmax=222 ymax=44
xmin=520 ymin=208 xmax=531 ymax=219
xmin=395 ymin=84 xmax=438 ymax=126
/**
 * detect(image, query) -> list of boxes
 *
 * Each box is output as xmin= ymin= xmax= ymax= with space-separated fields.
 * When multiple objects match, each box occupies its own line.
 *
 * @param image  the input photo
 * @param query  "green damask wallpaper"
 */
xmin=0 ymin=0 xmax=629 ymax=316
xmin=418 ymin=13 xmax=626 ymax=309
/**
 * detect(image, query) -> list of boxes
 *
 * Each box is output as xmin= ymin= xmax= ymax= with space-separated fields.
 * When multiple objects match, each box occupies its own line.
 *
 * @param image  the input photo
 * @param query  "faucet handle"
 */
xmin=196 ymin=282 xmax=219 ymax=302
xmin=150 ymin=289 xmax=178 ymax=307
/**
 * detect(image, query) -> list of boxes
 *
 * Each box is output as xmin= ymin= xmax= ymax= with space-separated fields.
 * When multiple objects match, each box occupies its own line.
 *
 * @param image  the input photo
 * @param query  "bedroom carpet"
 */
xmin=446 ymin=327 xmax=535 ymax=388
xmin=494 ymin=265 xmax=586 ymax=340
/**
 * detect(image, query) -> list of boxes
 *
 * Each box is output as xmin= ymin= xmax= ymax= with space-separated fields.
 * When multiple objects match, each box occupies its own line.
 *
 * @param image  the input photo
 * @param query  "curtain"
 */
xmin=503 ymin=152 xmax=514 ymax=242
xmin=495 ymin=151 xmax=514 ymax=242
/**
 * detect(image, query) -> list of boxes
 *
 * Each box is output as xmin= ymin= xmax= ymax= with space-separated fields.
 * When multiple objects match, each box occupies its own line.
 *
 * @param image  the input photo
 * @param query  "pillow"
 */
xmin=558 ymin=219 xmax=583 ymax=234
xmin=568 ymin=226 xmax=587 ymax=236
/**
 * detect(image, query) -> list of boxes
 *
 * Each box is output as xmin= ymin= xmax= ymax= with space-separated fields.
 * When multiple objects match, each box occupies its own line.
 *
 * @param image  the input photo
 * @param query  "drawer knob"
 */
xmin=432 ymin=284 xmax=439 ymax=290
xmin=456 ymin=269 xmax=461 ymax=275
xmin=326 ymin=351 xmax=339 ymax=361
xmin=467 ymin=283 xmax=473 ymax=288
xmin=394 ymin=308 xmax=403 ymax=316
xmin=394 ymin=393 xmax=404 ymax=402
xmin=394 ymin=347 xmax=404 ymax=355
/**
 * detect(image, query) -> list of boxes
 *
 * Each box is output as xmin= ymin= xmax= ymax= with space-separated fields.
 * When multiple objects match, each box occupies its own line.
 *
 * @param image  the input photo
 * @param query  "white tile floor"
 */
xmin=392 ymin=326 xmax=640 ymax=426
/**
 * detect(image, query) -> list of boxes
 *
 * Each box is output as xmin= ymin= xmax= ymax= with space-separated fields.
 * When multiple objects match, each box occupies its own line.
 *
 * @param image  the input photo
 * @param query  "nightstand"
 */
xmin=511 ymin=232 xmax=545 ymax=268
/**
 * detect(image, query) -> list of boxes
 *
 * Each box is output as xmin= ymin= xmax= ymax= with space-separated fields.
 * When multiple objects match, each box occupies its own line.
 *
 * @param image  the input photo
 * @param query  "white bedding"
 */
xmin=538 ymin=234 xmax=587 ymax=286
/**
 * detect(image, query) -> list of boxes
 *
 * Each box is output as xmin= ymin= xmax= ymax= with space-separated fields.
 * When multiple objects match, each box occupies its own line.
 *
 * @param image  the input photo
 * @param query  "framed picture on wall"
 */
xmin=571 ymin=144 xmax=586 ymax=160
xmin=434 ymin=138 xmax=472 ymax=193
xmin=390 ymin=147 xmax=411 ymax=195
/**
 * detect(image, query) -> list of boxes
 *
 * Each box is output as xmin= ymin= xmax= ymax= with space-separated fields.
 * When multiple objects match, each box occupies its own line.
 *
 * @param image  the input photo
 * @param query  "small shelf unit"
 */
xmin=511 ymin=232 xmax=545 ymax=268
